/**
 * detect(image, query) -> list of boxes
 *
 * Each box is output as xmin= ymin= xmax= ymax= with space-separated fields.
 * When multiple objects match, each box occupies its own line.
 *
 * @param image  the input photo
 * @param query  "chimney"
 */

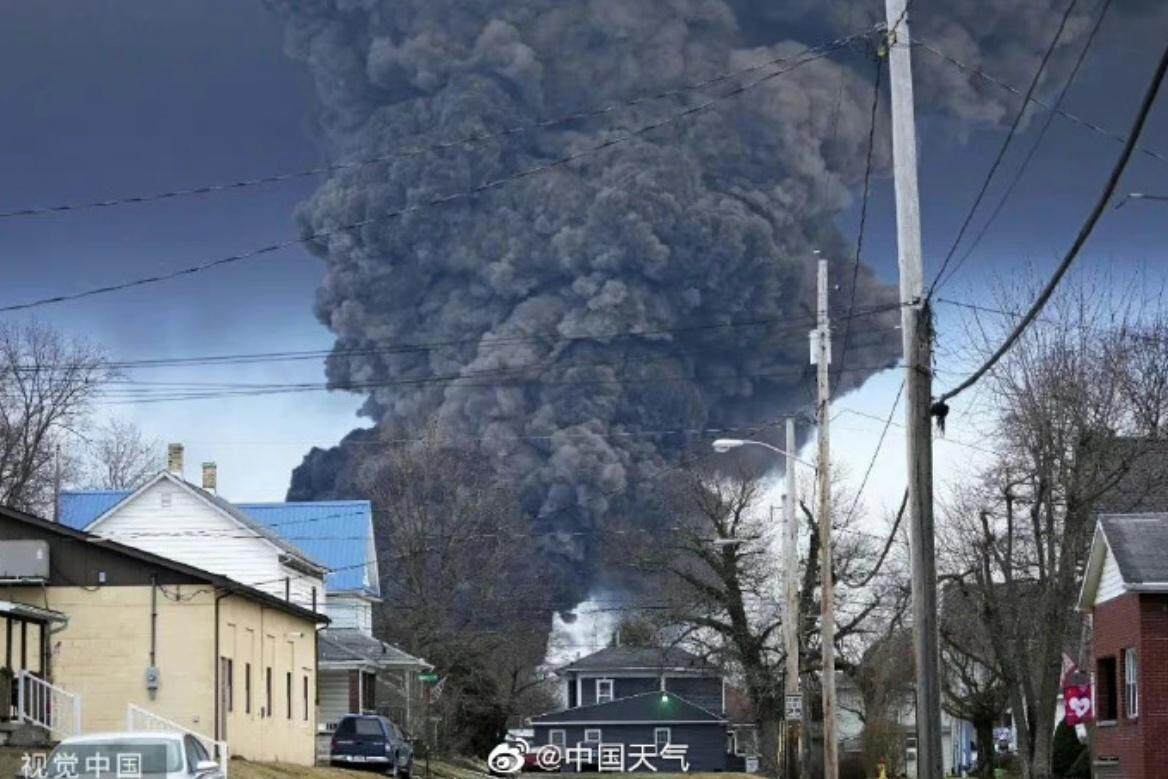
xmin=202 ymin=462 xmax=217 ymax=494
xmin=167 ymin=443 xmax=184 ymax=477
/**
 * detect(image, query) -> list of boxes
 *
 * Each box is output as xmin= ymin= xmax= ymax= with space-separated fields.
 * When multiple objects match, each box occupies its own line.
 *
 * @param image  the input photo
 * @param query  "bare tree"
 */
xmin=80 ymin=417 xmax=161 ymax=489
xmin=360 ymin=430 xmax=556 ymax=755
xmin=938 ymin=584 xmax=1010 ymax=779
xmin=940 ymin=281 xmax=1167 ymax=779
xmin=0 ymin=321 xmax=111 ymax=514
xmin=618 ymin=456 xmax=908 ymax=776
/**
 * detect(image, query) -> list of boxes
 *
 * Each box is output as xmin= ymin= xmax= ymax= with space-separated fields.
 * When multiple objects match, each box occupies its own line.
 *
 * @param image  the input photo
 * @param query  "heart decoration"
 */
xmin=1063 ymin=684 xmax=1093 ymax=725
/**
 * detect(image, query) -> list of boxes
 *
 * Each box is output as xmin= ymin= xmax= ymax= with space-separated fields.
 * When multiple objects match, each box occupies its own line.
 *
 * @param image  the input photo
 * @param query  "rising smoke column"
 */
xmin=269 ymin=0 xmax=1096 ymax=605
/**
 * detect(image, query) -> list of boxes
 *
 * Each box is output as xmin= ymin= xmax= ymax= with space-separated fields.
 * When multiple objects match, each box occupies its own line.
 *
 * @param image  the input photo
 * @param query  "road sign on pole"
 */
xmin=784 ymin=694 xmax=804 ymax=721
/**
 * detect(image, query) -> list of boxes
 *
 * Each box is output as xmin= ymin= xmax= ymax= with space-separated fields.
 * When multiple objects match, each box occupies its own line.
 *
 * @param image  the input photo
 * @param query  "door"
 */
xmin=218 ymin=658 xmax=232 ymax=741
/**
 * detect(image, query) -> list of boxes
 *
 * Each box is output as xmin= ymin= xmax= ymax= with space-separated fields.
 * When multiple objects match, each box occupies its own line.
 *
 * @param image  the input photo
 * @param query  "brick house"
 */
xmin=1077 ymin=513 xmax=1168 ymax=778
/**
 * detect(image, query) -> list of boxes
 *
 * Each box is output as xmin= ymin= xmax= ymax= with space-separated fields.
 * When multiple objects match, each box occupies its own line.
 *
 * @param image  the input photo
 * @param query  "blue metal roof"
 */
xmin=57 ymin=491 xmax=378 ymax=596
xmin=237 ymin=500 xmax=378 ymax=596
xmin=57 ymin=490 xmax=128 ymax=530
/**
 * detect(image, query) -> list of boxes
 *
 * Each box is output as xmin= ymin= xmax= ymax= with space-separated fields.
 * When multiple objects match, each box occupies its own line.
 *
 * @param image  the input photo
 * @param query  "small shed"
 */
xmin=530 ymin=691 xmax=728 ymax=773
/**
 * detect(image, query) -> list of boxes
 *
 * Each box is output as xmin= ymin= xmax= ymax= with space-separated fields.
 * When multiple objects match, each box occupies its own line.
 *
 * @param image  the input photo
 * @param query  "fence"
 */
xmin=126 ymin=703 xmax=229 ymax=777
xmin=16 ymin=670 xmax=82 ymax=740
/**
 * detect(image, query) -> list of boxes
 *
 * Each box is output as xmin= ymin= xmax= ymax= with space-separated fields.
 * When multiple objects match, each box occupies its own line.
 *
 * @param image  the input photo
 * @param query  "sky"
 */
xmin=1 ymin=0 xmax=1165 ymax=540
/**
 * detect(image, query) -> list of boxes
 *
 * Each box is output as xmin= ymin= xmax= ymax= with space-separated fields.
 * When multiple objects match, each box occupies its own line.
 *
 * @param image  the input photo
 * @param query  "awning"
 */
xmin=0 ymin=600 xmax=68 ymax=623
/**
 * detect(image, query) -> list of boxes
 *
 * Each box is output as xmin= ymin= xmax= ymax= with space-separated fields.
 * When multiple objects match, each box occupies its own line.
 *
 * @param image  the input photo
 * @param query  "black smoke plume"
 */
xmin=272 ymin=0 xmax=1107 ymax=607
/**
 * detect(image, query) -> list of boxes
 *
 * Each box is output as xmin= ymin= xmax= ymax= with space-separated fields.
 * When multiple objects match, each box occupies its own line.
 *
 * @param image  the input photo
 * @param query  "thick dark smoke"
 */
xmin=271 ymin=0 xmax=1110 ymax=606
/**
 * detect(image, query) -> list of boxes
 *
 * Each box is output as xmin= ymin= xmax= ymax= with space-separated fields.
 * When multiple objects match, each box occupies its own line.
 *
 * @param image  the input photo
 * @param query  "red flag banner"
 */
xmin=1063 ymin=684 xmax=1093 ymax=725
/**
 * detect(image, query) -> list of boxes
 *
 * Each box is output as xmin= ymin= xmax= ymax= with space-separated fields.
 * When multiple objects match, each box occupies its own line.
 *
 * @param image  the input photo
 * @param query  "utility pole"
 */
xmin=813 ymin=255 xmax=837 ymax=779
xmin=884 ymin=1 xmax=943 ymax=777
xmin=783 ymin=417 xmax=802 ymax=779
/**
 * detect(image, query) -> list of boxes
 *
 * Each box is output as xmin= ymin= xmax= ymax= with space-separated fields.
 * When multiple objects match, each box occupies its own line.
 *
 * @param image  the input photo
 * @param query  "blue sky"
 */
xmin=1 ymin=0 xmax=1165 ymax=520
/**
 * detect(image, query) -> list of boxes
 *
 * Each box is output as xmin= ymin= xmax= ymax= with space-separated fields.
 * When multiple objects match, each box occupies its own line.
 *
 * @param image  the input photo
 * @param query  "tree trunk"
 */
xmin=758 ymin=712 xmax=781 ymax=777
xmin=974 ymin=718 xmax=995 ymax=779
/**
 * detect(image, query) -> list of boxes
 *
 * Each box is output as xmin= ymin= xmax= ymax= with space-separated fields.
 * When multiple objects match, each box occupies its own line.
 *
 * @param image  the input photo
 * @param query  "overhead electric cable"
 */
xmin=936 ymin=0 xmax=1115 ymax=289
xmin=927 ymin=0 xmax=1081 ymax=296
xmin=914 ymin=39 xmax=1168 ymax=168
xmin=0 ymin=27 xmax=880 ymax=221
xmin=936 ymin=39 xmax=1168 ymax=405
xmin=833 ymin=52 xmax=884 ymax=394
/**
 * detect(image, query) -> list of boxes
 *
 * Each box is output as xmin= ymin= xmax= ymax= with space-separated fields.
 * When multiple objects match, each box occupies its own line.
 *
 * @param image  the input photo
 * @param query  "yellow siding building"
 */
xmin=0 ymin=506 xmax=325 ymax=765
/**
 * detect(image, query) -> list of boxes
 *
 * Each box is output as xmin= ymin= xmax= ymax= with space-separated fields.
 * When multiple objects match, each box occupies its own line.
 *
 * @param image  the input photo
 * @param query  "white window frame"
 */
xmin=1124 ymin=647 xmax=1139 ymax=718
xmin=584 ymin=728 xmax=602 ymax=743
xmin=549 ymin=730 xmax=566 ymax=749
xmin=654 ymin=727 xmax=671 ymax=749
xmin=595 ymin=678 xmax=614 ymax=704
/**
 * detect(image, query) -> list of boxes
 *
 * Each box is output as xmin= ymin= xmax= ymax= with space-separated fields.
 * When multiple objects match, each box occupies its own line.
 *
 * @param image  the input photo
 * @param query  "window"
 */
xmin=312 ymin=587 xmax=318 ymax=612
xmin=595 ymin=679 xmax=614 ymax=704
xmin=160 ymin=492 xmax=172 ymax=508
xmin=223 ymin=658 xmax=234 ymax=713
xmin=245 ymin=663 xmax=252 ymax=714
xmin=1124 ymin=648 xmax=1139 ymax=718
xmin=584 ymin=729 xmax=602 ymax=743
xmin=287 ymin=671 xmax=293 ymax=719
xmin=266 ymin=667 xmax=273 ymax=718
xmin=548 ymin=730 xmax=566 ymax=749
xmin=285 ymin=577 xmax=291 ymax=602
xmin=303 ymin=675 xmax=310 ymax=721
xmin=654 ymin=728 xmax=671 ymax=749
xmin=1096 ymin=656 xmax=1118 ymax=721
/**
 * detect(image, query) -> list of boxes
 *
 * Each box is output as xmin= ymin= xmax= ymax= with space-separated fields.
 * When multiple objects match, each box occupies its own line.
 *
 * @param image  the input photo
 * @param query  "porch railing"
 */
xmin=126 ymin=703 xmax=229 ymax=777
xmin=15 ymin=670 xmax=83 ymax=741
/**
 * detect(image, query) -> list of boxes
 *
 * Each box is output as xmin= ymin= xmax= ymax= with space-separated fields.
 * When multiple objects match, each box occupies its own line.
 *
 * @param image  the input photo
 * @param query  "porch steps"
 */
xmin=0 ymin=720 xmax=54 ymax=748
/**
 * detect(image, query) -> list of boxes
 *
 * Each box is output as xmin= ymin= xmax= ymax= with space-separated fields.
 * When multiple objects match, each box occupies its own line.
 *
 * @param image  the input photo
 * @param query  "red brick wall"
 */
xmin=1091 ymin=592 xmax=1168 ymax=779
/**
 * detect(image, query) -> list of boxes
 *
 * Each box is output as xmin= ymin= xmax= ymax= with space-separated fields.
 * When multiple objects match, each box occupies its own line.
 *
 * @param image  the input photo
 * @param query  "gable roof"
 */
xmin=530 ymin=691 xmax=725 ymax=725
xmin=557 ymin=646 xmax=714 ymax=674
xmin=1098 ymin=514 xmax=1168 ymax=584
xmin=71 ymin=472 xmax=327 ymax=575
xmin=319 ymin=628 xmax=431 ymax=670
xmin=59 ymin=487 xmax=376 ymax=591
xmin=0 ymin=504 xmax=327 ymax=624
xmin=1079 ymin=513 xmax=1168 ymax=610
xmin=236 ymin=501 xmax=377 ymax=595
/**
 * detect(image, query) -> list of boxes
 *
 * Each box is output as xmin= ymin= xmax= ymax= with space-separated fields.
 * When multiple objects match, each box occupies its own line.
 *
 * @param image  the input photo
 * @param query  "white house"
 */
xmin=64 ymin=446 xmax=328 ymax=611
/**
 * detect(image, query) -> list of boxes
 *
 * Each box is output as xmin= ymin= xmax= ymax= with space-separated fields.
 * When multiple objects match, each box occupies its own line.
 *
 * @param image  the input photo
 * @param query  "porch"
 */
xmin=0 ymin=601 xmax=78 ymax=743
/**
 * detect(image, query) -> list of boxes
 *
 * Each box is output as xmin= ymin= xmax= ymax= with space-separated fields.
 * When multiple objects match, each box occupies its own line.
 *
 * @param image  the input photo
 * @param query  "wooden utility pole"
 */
xmin=884 ymin=0 xmax=943 ymax=776
xmin=813 ymin=256 xmax=837 ymax=779
xmin=783 ymin=417 xmax=802 ymax=779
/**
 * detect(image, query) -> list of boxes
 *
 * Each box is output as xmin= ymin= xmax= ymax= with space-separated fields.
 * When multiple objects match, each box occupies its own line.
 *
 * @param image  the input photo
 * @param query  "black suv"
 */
xmin=330 ymin=714 xmax=414 ymax=777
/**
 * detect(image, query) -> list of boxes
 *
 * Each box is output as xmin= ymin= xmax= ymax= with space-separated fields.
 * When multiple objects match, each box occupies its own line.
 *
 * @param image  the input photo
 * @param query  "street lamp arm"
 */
xmin=711 ymin=438 xmax=816 ymax=469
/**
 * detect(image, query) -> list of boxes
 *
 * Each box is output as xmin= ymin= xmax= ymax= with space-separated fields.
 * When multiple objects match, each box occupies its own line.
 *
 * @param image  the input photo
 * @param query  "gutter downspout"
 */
xmin=214 ymin=590 xmax=233 ymax=744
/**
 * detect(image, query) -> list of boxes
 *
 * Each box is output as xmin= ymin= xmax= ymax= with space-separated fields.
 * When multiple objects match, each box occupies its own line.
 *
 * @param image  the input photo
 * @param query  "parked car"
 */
xmin=42 ymin=732 xmax=223 ymax=779
xmin=330 ymin=714 xmax=413 ymax=777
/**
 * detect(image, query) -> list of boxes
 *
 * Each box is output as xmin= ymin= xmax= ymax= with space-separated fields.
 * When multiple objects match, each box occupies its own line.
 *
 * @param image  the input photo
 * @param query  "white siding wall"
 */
xmin=318 ymin=670 xmax=351 ymax=730
xmin=92 ymin=479 xmax=324 ymax=606
xmin=326 ymin=595 xmax=373 ymax=634
xmin=1095 ymin=546 xmax=1126 ymax=605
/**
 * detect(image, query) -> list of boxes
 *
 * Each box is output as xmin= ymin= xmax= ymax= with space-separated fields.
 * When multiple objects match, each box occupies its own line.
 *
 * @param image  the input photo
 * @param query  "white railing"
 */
xmin=16 ymin=670 xmax=82 ymax=740
xmin=126 ymin=703 xmax=229 ymax=777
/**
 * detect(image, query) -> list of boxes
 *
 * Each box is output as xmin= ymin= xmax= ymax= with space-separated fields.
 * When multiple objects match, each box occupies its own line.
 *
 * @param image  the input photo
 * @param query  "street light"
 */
xmin=712 ymin=430 xmax=808 ymax=779
xmin=711 ymin=438 xmax=815 ymax=469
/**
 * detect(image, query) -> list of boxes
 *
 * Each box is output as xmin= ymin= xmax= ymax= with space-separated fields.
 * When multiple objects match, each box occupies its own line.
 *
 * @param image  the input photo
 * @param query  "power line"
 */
xmin=937 ymin=0 xmax=1115 ymax=288
xmin=936 ymin=39 xmax=1168 ymax=405
xmin=75 ymin=324 xmax=899 ymax=400
xmin=926 ymin=0 xmax=1082 ymax=296
xmin=913 ymin=39 xmax=1168 ymax=168
xmin=0 ymin=32 xmax=869 ymax=315
xmin=833 ymin=51 xmax=884 ymax=396
xmin=91 ymin=359 xmax=902 ymax=407
xmin=843 ymin=379 xmax=904 ymax=526
xmin=20 ymin=302 xmax=904 ymax=375
xmin=0 ymin=27 xmax=880 ymax=221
